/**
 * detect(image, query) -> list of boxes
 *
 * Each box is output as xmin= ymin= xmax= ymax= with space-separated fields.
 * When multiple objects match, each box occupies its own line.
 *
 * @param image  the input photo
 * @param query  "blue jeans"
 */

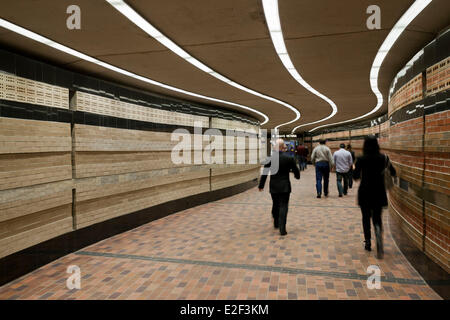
xmin=336 ymin=171 xmax=349 ymax=195
xmin=315 ymin=162 xmax=330 ymax=196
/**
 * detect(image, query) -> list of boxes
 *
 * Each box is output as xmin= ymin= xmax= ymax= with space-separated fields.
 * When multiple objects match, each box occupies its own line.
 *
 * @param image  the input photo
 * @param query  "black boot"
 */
xmin=364 ymin=241 xmax=371 ymax=251
xmin=279 ymin=226 xmax=287 ymax=236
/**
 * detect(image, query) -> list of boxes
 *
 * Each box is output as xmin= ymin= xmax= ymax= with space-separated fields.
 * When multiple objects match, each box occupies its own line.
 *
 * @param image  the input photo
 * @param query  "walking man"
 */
xmin=311 ymin=140 xmax=334 ymax=198
xmin=333 ymin=143 xmax=353 ymax=197
xmin=259 ymin=139 xmax=300 ymax=236
xmin=346 ymin=144 xmax=356 ymax=189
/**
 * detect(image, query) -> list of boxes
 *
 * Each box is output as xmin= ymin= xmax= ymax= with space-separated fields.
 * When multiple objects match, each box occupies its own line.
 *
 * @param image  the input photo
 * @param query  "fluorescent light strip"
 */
xmin=106 ymin=0 xmax=300 ymax=130
xmin=0 ymin=18 xmax=270 ymax=125
xmin=262 ymin=0 xmax=338 ymax=133
xmin=309 ymin=0 xmax=432 ymax=132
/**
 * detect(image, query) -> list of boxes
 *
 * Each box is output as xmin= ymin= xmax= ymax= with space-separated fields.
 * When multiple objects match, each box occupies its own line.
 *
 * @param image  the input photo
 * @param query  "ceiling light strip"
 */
xmin=106 ymin=0 xmax=300 ymax=130
xmin=261 ymin=0 xmax=338 ymax=133
xmin=309 ymin=0 xmax=432 ymax=132
xmin=0 ymin=18 xmax=269 ymax=125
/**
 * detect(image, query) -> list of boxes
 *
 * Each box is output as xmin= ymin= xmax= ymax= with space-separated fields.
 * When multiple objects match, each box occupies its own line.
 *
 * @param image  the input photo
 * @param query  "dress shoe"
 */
xmin=280 ymin=230 xmax=287 ymax=236
xmin=317 ymin=195 xmax=321 ymax=198
xmin=338 ymin=194 xmax=343 ymax=197
xmin=364 ymin=241 xmax=371 ymax=252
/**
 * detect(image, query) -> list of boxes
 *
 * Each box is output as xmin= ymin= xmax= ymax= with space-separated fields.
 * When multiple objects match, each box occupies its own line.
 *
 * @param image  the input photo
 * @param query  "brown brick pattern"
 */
xmin=0 ymin=117 xmax=73 ymax=259
xmin=311 ymin=55 xmax=449 ymax=273
xmin=0 ymin=79 xmax=261 ymax=259
xmin=389 ymin=74 xmax=423 ymax=115
xmin=314 ymin=115 xmax=449 ymax=272
xmin=426 ymin=57 xmax=450 ymax=95
xmin=0 ymin=169 xmax=440 ymax=300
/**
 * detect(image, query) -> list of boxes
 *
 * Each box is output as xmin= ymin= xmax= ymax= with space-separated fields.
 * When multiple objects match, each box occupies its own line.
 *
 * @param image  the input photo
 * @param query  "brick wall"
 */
xmin=0 ymin=75 xmax=261 ymax=259
xmin=0 ymin=117 xmax=73 ymax=258
xmin=311 ymin=55 xmax=449 ymax=272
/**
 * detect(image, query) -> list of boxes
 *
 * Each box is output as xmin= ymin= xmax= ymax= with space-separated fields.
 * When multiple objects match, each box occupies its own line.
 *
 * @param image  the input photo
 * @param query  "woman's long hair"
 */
xmin=363 ymin=135 xmax=380 ymax=156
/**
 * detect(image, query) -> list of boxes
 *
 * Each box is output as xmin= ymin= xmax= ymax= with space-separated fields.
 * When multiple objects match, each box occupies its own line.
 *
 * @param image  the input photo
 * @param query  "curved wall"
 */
xmin=387 ymin=38 xmax=449 ymax=274
xmin=310 ymin=30 xmax=449 ymax=274
xmin=0 ymin=49 xmax=261 ymax=282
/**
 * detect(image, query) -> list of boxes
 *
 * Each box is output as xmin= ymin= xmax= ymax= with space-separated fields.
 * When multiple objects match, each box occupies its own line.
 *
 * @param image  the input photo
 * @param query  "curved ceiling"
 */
xmin=0 ymin=0 xmax=448 ymax=132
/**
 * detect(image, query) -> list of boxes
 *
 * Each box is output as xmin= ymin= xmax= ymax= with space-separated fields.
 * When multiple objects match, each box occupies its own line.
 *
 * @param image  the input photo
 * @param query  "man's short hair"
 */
xmin=340 ymin=143 xmax=345 ymax=148
xmin=319 ymin=139 xmax=326 ymax=144
xmin=273 ymin=138 xmax=286 ymax=151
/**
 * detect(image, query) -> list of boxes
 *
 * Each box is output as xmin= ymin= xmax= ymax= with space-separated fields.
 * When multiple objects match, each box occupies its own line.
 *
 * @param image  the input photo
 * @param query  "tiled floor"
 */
xmin=0 ymin=167 xmax=441 ymax=300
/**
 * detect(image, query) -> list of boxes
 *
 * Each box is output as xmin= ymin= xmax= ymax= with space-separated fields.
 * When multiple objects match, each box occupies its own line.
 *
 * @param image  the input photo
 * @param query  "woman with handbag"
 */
xmin=353 ymin=135 xmax=396 ymax=258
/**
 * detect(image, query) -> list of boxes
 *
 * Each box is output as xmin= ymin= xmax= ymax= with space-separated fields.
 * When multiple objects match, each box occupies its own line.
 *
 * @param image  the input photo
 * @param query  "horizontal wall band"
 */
xmin=390 ymin=32 xmax=449 ymax=97
xmin=308 ymin=89 xmax=448 ymax=137
xmin=390 ymin=91 xmax=448 ymax=125
xmin=311 ymin=134 xmax=379 ymax=143
xmin=0 ymin=100 xmax=259 ymax=137
xmin=0 ymin=48 xmax=259 ymax=125
xmin=0 ymin=179 xmax=257 ymax=287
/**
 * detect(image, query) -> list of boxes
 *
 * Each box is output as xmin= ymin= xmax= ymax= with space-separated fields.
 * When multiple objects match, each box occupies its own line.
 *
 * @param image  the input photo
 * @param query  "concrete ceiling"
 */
xmin=0 ymin=0 xmax=448 ymax=132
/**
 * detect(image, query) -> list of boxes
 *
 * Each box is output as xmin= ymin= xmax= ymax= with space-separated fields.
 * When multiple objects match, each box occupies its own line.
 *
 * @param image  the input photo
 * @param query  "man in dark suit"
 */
xmin=258 ymin=139 xmax=300 ymax=236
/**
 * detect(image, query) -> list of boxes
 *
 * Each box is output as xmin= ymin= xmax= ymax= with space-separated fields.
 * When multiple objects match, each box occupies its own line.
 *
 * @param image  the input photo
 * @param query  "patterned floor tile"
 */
xmin=0 ymin=168 xmax=442 ymax=300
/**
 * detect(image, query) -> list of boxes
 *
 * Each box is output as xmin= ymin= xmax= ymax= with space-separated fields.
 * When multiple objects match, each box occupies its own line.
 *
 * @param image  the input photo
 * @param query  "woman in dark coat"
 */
xmin=353 ymin=136 xmax=396 ymax=258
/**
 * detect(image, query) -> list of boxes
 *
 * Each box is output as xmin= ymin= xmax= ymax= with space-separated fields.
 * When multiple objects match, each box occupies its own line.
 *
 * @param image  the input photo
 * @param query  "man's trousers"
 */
xmin=315 ymin=161 xmax=330 ymax=196
xmin=270 ymin=193 xmax=290 ymax=233
xmin=336 ymin=171 xmax=349 ymax=196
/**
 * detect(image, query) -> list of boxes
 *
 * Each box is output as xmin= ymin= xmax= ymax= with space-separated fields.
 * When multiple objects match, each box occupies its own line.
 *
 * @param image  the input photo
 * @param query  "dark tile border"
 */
xmin=388 ymin=207 xmax=450 ymax=299
xmin=0 ymin=179 xmax=257 ymax=287
xmin=75 ymin=251 xmax=428 ymax=285
xmin=218 ymin=202 xmax=360 ymax=209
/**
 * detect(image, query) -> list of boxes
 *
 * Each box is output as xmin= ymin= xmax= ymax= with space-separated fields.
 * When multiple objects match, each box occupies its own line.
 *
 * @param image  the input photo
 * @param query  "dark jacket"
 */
xmin=258 ymin=152 xmax=300 ymax=194
xmin=296 ymin=145 xmax=308 ymax=157
xmin=349 ymin=151 xmax=355 ymax=163
xmin=353 ymin=153 xmax=396 ymax=207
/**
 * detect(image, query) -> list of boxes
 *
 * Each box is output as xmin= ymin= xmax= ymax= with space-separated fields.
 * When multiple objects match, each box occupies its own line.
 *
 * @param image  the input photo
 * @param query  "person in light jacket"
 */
xmin=311 ymin=140 xmax=334 ymax=198
xmin=333 ymin=143 xmax=353 ymax=197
